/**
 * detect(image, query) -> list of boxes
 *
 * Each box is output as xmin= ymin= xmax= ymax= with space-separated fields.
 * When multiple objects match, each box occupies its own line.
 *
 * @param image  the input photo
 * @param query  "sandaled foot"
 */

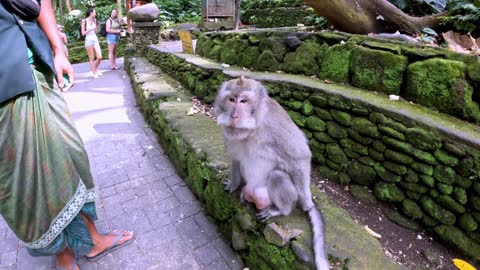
xmin=56 ymin=261 xmax=78 ymax=270
xmin=86 ymin=230 xmax=134 ymax=262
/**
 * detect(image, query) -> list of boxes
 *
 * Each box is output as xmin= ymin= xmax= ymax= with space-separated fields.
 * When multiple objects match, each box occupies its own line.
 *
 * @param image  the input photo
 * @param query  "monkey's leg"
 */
xmin=224 ymin=160 xmax=242 ymax=192
xmin=291 ymin=161 xmax=315 ymax=211
xmin=257 ymin=170 xmax=298 ymax=221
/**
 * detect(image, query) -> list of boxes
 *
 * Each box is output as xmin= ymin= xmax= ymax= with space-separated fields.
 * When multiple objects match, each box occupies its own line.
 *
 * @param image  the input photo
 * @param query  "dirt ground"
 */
xmin=312 ymin=169 xmax=464 ymax=270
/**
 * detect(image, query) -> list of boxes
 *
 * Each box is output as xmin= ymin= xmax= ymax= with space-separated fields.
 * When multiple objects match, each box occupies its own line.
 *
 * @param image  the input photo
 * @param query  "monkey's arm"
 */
xmin=224 ymin=160 xmax=242 ymax=192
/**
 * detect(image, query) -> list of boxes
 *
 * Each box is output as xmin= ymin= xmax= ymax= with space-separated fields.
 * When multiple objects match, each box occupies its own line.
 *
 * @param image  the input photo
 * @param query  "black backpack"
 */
xmin=100 ymin=19 xmax=111 ymax=37
xmin=79 ymin=20 xmax=85 ymax=40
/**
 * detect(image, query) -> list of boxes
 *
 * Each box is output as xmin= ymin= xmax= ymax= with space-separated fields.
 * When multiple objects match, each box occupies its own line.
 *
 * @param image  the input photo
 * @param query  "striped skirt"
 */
xmin=0 ymin=65 xmax=97 ymax=258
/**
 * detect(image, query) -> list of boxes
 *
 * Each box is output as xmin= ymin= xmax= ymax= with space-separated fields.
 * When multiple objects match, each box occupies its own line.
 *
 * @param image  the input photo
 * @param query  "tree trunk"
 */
xmin=65 ymin=0 xmax=72 ymax=13
xmin=117 ymin=0 xmax=122 ymax=19
xmin=234 ymin=0 xmax=242 ymax=30
xmin=304 ymin=0 xmax=445 ymax=35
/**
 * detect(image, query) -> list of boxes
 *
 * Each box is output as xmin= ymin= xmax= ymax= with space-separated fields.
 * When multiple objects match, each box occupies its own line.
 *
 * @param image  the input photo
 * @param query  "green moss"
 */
xmin=455 ymin=175 xmax=473 ymax=189
xmin=383 ymin=161 xmax=408 ymax=175
xmin=347 ymin=160 xmax=377 ymax=186
xmin=436 ymin=195 xmax=466 ymax=214
xmin=282 ymin=42 xmax=325 ymax=76
xmin=340 ymin=138 xmax=369 ymax=156
xmin=399 ymin=182 xmax=429 ymax=193
xmin=412 ymin=149 xmax=438 ymax=165
xmin=345 ymin=148 xmax=361 ymax=159
xmin=405 ymin=169 xmax=419 ymax=183
xmin=348 ymin=129 xmax=373 ymax=145
xmin=351 ymin=46 xmax=408 ymax=95
xmin=318 ymin=165 xmax=340 ymax=182
xmin=472 ymin=195 xmax=480 ymax=211
xmin=292 ymin=89 xmax=311 ymax=101
xmin=279 ymin=90 xmax=292 ymax=99
xmin=328 ymin=95 xmax=352 ymax=110
xmin=326 ymin=121 xmax=348 ymax=139
xmin=247 ymin=238 xmax=296 ymax=270
xmin=436 ymin=183 xmax=453 ymax=195
xmin=460 ymin=214 xmax=479 ymax=232
xmin=374 ymin=182 xmax=405 ymax=203
xmin=287 ymin=111 xmax=307 ymax=127
xmin=327 ymin=159 xmax=344 ymax=171
xmin=350 ymin=185 xmax=377 ymax=204
xmin=474 ymin=182 xmax=480 ymax=195
xmin=326 ymin=144 xmax=349 ymax=165
xmin=220 ymin=38 xmax=240 ymax=64
xmin=379 ymin=126 xmax=406 ymax=141
xmin=411 ymin=162 xmax=434 ymax=176
xmin=429 ymin=189 xmax=439 ymax=198
xmin=406 ymin=58 xmax=473 ymax=119
xmin=309 ymin=95 xmax=328 ymax=107
xmin=443 ymin=142 xmax=466 ymax=157
xmin=238 ymin=46 xmax=261 ymax=68
xmin=351 ymin=117 xmax=381 ymax=138
xmin=357 ymin=156 xmax=375 ymax=166
xmin=433 ymin=165 xmax=456 ymax=184
xmin=433 ymin=225 xmax=480 ymax=260
xmin=302 ymin=101 xmax=314 ymax=116
xmin=406 ymin=191 xmax=422 ymax=201
xmin=372 ymin=141 xmax=387 ymax=152
xmin=453 ymin=187 xmax=467 ymax=205
xmin=306 ymin=116 xmax=326 ymax=131
xmin=405 ymin=128 xmax=442 ymax=151
xmin=384 ymin=149 xmax=414 ymax=165
xmin=421 ymin=215 xmax=439 ymax=227
xmin=420 ymin=196 xmax=456 ymax=225
xmin=203 ymin=179 xmax=239 ymax=221
xmin=402 ymin=199 xmax=424 ymax=220
xmin=313 ymin=113 xmax=333 ymax=129
xmin=434 ymin=149 xmax=459 ymax=167
xmin=256 ymin=50 xmax=281 ymax=72
xmin=456 ymin=157 xmax=475 ymax=177
xmin=289 ymin=101 xmax=303 ymax=110
xmin=382 ymin=137 xmax=413 ymax=154
xmin=369 ymin=112 xmax=388 ymax=124
xmin=313 ymin=132 xmax=336 ymax=143
xmin=368 ymin=148 xmax=384 ymax=161
xmin=384 ymin=209 xmax=420 ymax=230
xmin=330 ymin=109 xmax=352 ymax=126
xmin=209 ymin=45 xmax=223 ymax=61
xmin=420 ymin=175 xmax=435 ymax=188
xmin=319 ymin=43 xmax=353 ymax=83
xmin=374 ymin=163 xmax=401 ymax=183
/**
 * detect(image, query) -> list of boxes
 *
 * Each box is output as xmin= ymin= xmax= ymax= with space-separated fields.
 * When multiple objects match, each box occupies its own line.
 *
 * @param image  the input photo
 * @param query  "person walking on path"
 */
xmin=0 ymin=1 xmax=133 ymax=270
xmin=81 ymin=6 xmax=102 ymax=78
xmin=106 ymin=9 xmax=121 ymax=70
xmin=58 ymin=24 xmax=69 ymax=57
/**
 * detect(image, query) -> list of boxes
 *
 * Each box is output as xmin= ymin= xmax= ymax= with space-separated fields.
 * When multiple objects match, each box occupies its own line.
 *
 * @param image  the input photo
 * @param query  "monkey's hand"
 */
xmin=223 ymin=178 xmax=240 ymax=193
xmin=257 ymin=208 xmax=281 ymax=222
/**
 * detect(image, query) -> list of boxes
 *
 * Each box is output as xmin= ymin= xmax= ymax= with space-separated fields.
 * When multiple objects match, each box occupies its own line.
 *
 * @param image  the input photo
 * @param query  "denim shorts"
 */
xmin=106 ymin=34 xmax=120 ymax=44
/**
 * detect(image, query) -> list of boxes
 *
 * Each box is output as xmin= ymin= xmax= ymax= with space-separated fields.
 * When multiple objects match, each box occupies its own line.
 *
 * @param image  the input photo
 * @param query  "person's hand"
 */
xmin=54 ymin=52 xmax=75 ymax=92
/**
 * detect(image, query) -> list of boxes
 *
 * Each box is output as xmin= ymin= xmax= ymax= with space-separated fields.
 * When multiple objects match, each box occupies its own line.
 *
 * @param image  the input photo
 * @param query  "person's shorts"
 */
xmin=84 ymin=38 xmax=98 ymax=48
xmin=106 ymin=34 xmax=120 ymax=44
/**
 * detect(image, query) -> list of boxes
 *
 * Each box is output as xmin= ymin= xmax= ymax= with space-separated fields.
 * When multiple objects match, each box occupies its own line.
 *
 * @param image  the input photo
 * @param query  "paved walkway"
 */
xmin=0 ymin=59 xmax=243 ymax=270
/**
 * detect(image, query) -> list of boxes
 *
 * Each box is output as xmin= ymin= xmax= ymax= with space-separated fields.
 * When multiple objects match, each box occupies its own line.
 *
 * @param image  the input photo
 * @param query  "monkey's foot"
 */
xmin=257 ymin=208 xmax=281 ymax=222
xmin=223 ymin=179 xmax=240 ymax=193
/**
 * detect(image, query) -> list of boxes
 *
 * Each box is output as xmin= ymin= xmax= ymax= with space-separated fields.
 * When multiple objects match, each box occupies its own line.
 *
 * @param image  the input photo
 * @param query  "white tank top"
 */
xmin=84 ymin=18 xmax=98 ymax=42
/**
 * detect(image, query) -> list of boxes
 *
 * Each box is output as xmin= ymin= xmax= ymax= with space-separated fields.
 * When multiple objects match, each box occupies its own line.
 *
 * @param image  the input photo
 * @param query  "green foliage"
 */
xmin=443 ymin=0 xmax=480 ymax=36
xmin=153 ymin=0 xmax=201 ymax=27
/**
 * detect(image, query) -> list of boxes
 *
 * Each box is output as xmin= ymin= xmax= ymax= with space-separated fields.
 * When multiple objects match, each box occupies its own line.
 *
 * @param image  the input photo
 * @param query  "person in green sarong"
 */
xmin=0 ymin=0 xmax=134 ymax=269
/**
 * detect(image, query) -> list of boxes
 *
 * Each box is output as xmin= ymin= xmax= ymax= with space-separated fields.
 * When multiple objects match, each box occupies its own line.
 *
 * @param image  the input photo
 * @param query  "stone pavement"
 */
xmin=0 ymin=59 xmax=243 ymax=270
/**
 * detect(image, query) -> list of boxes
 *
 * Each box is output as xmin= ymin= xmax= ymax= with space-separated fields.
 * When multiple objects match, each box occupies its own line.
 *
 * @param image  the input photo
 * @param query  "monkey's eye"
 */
xmin=240 ymin=99 xmax=247 ymax=104
xmin=228 ymin=97 xmax=235 ymax=103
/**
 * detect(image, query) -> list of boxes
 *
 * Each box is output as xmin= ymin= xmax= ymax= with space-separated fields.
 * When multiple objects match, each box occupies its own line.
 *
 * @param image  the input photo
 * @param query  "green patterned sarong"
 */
xmin=0 ymin=65 xmax=97 ymax=257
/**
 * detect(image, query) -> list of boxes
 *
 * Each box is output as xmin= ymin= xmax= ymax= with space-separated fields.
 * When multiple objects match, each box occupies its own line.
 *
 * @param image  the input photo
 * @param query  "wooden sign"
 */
xmin=178 ymin=30 xmax=194 ymax=54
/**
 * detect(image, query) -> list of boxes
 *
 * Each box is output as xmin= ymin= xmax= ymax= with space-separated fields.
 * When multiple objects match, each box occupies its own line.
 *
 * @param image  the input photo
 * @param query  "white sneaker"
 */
xmin=93 ymin=73 xmax=99 ymax=79
xmin=97 ymin=71 xmax=103 ymax=76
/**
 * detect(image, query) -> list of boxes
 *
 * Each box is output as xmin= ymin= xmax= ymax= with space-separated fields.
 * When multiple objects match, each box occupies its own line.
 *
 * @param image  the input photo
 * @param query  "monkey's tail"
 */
xmin=308 ymin=206 xmax=330 ymax=270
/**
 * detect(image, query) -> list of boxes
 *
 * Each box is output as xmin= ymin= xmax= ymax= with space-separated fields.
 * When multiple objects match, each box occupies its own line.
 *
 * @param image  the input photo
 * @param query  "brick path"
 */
xmin=0 ymin=59 xmax=243 ymax=270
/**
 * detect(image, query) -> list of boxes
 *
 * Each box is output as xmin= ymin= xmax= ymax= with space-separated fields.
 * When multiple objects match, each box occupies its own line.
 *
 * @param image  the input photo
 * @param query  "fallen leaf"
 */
xmin=187 ymin=106 xmax=201 ymax=116
xmin=324 ymin=79 xmax=334 ymax=84
xmin=364 ymin=225 xmax=382 ymax=239
xmin=442 ymin=31 xmax=480 ymax=55
xmin=453 ymin=258 xmax=477 ymax=270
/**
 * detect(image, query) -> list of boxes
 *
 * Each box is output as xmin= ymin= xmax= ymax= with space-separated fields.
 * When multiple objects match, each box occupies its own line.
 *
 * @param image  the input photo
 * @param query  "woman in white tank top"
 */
xmin=81 ymin=7 xmax=103 ymax=78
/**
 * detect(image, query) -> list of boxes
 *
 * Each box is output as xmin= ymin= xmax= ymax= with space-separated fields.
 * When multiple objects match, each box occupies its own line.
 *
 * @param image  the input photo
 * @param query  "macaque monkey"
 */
xmin=214 ymin=77 xmax=329 ymax=270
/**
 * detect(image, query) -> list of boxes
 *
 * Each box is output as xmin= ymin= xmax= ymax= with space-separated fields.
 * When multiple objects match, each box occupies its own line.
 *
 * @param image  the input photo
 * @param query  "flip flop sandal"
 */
xmin=86 ymin=231 xmax=134 ymax=262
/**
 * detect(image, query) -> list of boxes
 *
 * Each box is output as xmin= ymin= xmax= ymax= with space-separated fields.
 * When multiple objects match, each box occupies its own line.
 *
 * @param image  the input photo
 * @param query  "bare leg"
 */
xmin=56 ymin=247 xmax=79 ymax=270
xmin=112 ymin=43 xmax=117 ymax=67
xmin=85 ymin=45 xmax=96 ymax=75
xmin=93 ymin=43 xmax=102 ymax=74
xmin=81 ymin=214 xmax=133 ymax=258
xmin=257 ymin=170 xmax=298 ymax=220
xmin=108 ymin=43 xmax=115 ymax=69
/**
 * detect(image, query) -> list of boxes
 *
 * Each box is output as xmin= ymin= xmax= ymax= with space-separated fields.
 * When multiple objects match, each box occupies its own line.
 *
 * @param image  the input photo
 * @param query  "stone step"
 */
xmin=125 ymin=56 xmax=407 ymax=270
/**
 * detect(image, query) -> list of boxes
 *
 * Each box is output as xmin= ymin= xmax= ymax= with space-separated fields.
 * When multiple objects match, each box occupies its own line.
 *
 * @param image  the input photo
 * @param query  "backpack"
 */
xmin=100 ymin=19 xmax=111 ymax=37
xmin=79 ymin=20 xmax=85 ymax=40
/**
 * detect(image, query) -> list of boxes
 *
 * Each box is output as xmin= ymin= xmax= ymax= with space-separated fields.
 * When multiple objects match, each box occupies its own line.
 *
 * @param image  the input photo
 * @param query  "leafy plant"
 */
xmin=442 ymin=0 xmax=480 ymax=36
xmin=153 ymin=0 xmax=201 ymax=25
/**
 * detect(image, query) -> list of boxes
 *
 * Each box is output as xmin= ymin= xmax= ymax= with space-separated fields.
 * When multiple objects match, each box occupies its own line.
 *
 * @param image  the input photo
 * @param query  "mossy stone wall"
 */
xmin=241 ymin=7 xmax=318 ymax=28
xmin=144 ymin=46 xmax=480 ymax=261
xmin=195 ymin=30 xmax=480 ymax=124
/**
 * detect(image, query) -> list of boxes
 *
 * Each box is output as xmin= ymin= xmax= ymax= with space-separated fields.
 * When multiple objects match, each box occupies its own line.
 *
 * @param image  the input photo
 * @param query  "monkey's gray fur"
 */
xmin=214 ymin=77 xmax=329 ymax=270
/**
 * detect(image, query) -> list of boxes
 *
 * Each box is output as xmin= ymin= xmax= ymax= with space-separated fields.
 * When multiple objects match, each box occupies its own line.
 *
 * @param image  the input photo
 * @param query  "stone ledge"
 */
xmin=125 ymin=55 xmax=406 ymax=270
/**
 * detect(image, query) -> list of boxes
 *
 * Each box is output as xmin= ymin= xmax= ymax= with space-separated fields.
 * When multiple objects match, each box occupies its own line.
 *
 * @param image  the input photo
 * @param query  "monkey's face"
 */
xmin=217 ymin=91 xmax=257 ymax=130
